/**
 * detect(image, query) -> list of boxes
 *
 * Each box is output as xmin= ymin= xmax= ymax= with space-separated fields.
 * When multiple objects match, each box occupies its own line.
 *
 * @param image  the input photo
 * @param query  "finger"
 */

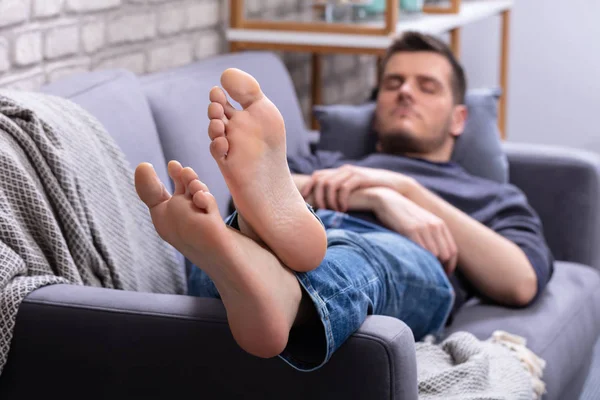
xmin=302 ymin=170 xmax=330 ymax=198
xmin=442 ymin=226 xmax=458 ymax=275
xmin=326 ymin=171 xmax=352 ymax=211
xmin=339 ymin=175 xmax=363 ymax=212
xmin=432 ymin=226 xmax=452 ymax=273
xmin=313 ymin=179 xmax=327 ymax=210
xmin=418 ymin=229 xmax=440 ymax=259
xmin=301 ymin=179 xmax=315 ymax=198
xmin=446 ymin=252 xmax=458 ymax=276
xmin=408 ymin=232 xmax=426 ymax=249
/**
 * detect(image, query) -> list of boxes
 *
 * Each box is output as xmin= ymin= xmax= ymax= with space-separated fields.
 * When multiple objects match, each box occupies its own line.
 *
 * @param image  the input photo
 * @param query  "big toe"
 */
xmin=135 ymin=163 xmax=171 ymax=209
xmin=221 ymin=68 xmax=263 ymax=109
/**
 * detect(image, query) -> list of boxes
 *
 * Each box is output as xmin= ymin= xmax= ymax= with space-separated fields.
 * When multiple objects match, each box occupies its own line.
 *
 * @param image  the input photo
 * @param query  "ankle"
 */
xmin=237 ymin=212 xmax=264 ymax=244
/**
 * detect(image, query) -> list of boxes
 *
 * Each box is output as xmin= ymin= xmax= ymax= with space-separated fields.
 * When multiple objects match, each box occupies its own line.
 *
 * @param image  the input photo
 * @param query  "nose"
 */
xmin=397 ymin=79 xmax=415 ymax=102
xmin=398 ymin=78 xmax=415 ymax=95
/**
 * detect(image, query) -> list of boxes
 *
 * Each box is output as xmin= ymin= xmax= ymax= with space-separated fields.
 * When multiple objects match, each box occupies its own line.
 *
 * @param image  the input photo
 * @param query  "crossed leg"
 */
xmin=206 ymin=68 xmax=326 ymax=273
xmin=134 ymin=68 xmax=328 ymax=358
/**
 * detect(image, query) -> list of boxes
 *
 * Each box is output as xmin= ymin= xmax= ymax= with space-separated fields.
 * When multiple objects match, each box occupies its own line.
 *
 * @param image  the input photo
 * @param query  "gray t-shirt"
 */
xmin=288 ymin=150 xmax=554 ymax=313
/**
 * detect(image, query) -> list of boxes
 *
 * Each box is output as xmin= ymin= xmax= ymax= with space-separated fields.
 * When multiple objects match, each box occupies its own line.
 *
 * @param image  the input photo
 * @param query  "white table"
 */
xmin=226 ymin=0 xmax=513 ymax=134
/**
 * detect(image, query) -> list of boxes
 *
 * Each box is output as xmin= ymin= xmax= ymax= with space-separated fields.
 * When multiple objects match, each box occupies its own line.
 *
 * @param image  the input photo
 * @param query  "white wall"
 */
xmin=0 ymin=0 xmax=375 ymax=124
xmin=461 ymin=0 xmax=600 ymax=152
xmin=0 ymin=0 xmax=222 ymax=90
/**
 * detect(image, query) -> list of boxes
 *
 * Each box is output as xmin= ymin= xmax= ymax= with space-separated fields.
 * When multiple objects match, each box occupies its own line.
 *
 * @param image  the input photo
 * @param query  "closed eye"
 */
xmin=418 ymin=77 xmax=441 ymax=94
xmin=382 ymin=76 xmax=403 ymax=91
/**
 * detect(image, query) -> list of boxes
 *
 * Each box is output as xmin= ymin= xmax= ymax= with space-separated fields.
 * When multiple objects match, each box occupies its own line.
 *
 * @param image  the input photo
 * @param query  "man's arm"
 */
xmin=293 ymin=174 xmax=376 ymax=211
xmin=402 ymin=180 xmax=538 ymax=307
xmin=295 ymin=168 xmax=540 ymax=307
xmin=293 ymin=174 xmax=459 ymax=274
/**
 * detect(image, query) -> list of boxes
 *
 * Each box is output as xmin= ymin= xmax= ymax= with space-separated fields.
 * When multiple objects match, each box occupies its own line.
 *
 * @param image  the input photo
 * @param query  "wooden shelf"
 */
xmin=424 ymin=0 xmax=462 ymax=14
xmin=227 ymin=0 xmax=513 ymax=136
xmin=228 ymin=1 xmax=512 ymax=49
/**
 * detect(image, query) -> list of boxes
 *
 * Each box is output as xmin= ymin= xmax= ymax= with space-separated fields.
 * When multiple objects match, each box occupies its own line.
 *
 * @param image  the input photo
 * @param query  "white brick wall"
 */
xmin=95 ymin=52 xmax=146 ymax=75
xmin=186 ymin=1 xmax=221 ymax=30
xmin=82 ymin=21 xmax=106 ymax=53
xmin=158 ymin=6 xmax=186 ymax=36
xmin=66 ymin=0 xmax=122 ymax=13
xmin=14 ymin=31 xmax=43 ymax=66
xmin=46 ymin=57 xmax=91 ymax=82
xmin=0 ymin=0 xmax=223 ymax=89
xmin=0 ymin=0 xmax=374 ymax=128
xmin=34 ymin=0 xmax=64 ymax=19
xmin=45 ymin=23 xmax=79 ymax=59
xmin=148 ymin=40 xmax=193 ymax=72
xmin=0 ymin=0 xmax=30 ymax=28
xmin=0 ymin=38 xmax=9 ymax=72
xmin=107 ymin=12 xmax=157 ymax=44
xmin=195 ymin=31 xmax=221 ymax=60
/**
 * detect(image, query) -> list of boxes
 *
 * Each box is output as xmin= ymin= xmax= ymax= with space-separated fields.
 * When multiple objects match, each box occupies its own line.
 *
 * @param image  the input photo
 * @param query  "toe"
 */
xmin=135 ymin=163 xmax=171 ymax=209
xmin=168 ymin=160 xmax=185 ymax=195
xmin=220 ymin=68 xmax=263 ymax=110
xmin=192 ymin=190 xmax=217 ymax=213
xmin=210 ymin=136 xmax=229 ymax=162
xmin=181 ymin=167 xmax=199 ymax=190
xmin=189 ymin=179 xmax=209 ymax=196
xmin=209 ymin=119 xmax=226 ymax=140
xmin=209 ymin=86 xmax=236 ymax=119
xmin=208 ymin=102 xmax=228 ymax=123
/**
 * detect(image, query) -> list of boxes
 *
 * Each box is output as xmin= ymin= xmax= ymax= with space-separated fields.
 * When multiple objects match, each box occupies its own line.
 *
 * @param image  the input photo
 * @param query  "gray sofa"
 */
xmin=0 ymin=51 xmax=598 ymax=400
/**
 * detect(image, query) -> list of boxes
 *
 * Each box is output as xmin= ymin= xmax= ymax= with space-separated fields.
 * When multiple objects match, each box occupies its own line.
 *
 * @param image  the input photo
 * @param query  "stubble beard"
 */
xmin=375 ymin=116 xmax=452 ymax=156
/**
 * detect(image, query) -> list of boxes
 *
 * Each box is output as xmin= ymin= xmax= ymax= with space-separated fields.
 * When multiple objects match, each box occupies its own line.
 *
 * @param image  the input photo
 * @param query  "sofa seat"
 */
xmin=447 ymin=262 xmax=600 ymax=399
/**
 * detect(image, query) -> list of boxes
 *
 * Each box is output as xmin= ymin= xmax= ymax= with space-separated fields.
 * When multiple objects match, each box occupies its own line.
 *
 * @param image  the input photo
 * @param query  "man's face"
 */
xmin=374 ymin=51 xmax=464 ymax=157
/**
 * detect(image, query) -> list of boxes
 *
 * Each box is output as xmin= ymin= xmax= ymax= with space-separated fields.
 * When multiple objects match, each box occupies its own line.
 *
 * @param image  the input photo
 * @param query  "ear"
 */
xmin=371 ymin=114 xmax=383 ymax=153
xmin=450 ymin=104 xmax=468 ymax=138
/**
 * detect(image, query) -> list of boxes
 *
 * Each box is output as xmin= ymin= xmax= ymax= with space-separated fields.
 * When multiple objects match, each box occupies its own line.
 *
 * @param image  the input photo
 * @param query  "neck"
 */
xmin=407 ymin=149 xmax=452 ymax=163
xmin=376 ymin=140 xmax=454 ymax=163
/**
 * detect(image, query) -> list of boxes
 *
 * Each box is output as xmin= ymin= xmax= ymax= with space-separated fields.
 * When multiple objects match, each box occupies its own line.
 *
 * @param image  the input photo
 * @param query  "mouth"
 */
xmin=392 ymin=106 xmax=419 ymax=119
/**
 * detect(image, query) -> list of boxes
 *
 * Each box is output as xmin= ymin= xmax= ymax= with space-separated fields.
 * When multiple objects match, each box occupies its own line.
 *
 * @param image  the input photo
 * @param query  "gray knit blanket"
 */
xmin=0 ymin=91 xmax=545 ymax=398
xmin=0 ymin=90 xmax=185 ymax=375
xmin=417 ymin=330 xmax=546 ymax=399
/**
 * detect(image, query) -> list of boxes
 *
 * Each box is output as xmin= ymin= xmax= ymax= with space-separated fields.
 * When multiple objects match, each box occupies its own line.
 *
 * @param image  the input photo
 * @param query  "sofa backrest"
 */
xmin=40 ymin=69 xmax=186 ymax=271
xmin=141 ymin=51 xmax=312 ymax=216
xmin=40 ymin=69 xmax=171 ymax=188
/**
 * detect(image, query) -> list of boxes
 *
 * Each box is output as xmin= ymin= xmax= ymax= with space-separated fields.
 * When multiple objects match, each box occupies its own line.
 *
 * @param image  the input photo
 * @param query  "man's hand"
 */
xmin=372 ymin=187 xmax=458 ymax=275
xmin=300 ymin=165 xmax=415 ymax=212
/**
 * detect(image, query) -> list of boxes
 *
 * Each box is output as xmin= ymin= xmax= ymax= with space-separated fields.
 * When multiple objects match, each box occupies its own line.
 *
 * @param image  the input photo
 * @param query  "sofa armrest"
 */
xmin=308 ymin=130 xmax=321 ymax=145
xmin=502 ymin=142 xmax=600 ymax=269
xmin=0 ymin=284 xmax=418 ymax=400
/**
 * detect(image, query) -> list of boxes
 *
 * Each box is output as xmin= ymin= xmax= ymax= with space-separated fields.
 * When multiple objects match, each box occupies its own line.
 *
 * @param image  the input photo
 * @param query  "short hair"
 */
xmin=377 ymin=31 xmax=467 ymax=105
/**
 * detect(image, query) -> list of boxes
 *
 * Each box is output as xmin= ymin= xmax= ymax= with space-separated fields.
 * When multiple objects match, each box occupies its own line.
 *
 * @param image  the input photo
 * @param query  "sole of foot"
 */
xmin=134 ymin=161 xmax=304 ymax=358
xmin=206 ymin=68 xmax=327 ymax=272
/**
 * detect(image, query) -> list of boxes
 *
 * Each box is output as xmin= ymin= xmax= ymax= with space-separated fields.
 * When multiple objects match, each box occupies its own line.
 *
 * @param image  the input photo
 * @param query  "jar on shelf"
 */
xmin=360 ymin=0 xmax=424 ymax=15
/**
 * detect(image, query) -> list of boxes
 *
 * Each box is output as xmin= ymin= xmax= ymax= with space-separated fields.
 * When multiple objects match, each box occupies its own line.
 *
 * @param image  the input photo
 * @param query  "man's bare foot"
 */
xmin=207 ymin=68 xmax=327 ymax=272
xmin=135 ymin=161 xmax=304 ymax=358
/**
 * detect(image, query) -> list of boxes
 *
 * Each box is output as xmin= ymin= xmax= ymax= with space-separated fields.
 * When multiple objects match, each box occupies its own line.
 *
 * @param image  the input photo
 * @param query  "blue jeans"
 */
xmin=188 ymin=209 xmax=454 ymax=372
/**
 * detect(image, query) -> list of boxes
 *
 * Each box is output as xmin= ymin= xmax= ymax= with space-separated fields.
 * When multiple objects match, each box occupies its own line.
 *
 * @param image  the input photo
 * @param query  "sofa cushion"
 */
xmin=40 ymin=69 xmax=170 ymax=187
xmin=314 ymin=102 xmax=378 ymax=161
xmin=40 ymin=69 xmax=185 ymax=271
xmin=141 ymin=51 xmax=311 ymax=216
xmin=314 ymin=88 xmax=508 ymax=183
xmin=446 ymin=262 xmax=600 ymax=400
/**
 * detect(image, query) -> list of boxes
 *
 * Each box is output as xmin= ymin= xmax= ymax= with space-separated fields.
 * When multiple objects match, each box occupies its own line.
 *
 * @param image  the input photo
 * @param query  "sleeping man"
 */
xmin=134 ymin=31 xmax=553 ymax=371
